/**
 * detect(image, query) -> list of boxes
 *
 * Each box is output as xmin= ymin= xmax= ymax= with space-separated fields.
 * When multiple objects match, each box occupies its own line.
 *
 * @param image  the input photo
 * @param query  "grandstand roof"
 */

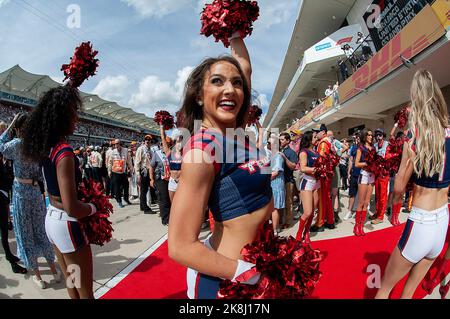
xmin=0 ymin=65 xmax=160 ymax=132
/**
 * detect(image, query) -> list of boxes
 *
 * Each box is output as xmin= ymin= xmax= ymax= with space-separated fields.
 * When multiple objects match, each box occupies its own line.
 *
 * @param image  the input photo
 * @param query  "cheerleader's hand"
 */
xmin=232 ymin=260 xmax=260 ymax=285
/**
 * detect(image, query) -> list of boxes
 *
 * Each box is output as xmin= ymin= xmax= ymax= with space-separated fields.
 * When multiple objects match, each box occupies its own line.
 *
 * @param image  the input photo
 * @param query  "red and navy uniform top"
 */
xmin=168 ymin=152 xmax=182 ymax=171
xmin=300 ymin=148 xmax=319 ymax=169
xmin=185 ymin=129 xmax=272 ymax=222
xmin=358 ymin=145 xmax=370 ymax=164
xmin=409 ymin=128 xmax=450 ymax=189
xmin=42 ymin=142 xmax=82 ymax=197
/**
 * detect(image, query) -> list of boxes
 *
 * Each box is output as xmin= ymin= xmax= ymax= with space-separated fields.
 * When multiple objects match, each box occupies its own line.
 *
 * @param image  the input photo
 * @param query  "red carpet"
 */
xmin=101 ymin=224 xmax=449 ymax=299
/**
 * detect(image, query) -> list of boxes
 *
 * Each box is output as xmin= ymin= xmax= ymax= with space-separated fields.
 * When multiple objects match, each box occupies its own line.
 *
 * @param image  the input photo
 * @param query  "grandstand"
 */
xmin=0 ymin=65 xmax=161 ymax=146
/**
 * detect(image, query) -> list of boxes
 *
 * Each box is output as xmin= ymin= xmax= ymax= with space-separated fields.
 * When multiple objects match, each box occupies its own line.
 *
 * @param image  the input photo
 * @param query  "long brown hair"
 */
xmin=178 ymin=55 xmax=251 ymax=134
xmin=408 ymin=69 xmax=449 ymax=177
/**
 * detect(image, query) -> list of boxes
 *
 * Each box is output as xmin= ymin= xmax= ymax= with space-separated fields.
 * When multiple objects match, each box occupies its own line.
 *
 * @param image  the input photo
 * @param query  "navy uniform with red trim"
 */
xmin=184 ymin=129 xmax=272 ymax=299
xmin=396 ymin=128 xmax=450 ymax=263
xmin=299 ymin=149 xmax=320 ymax=191
xmin=43 ymin=142 xmax=89 ymax=253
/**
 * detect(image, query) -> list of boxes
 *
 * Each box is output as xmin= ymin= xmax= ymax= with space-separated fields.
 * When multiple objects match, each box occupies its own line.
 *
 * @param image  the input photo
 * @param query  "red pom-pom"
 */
xmin=61 ymin=41 xmax=99 ymax=88
xmin=247 ymin=105 xmax=263 ymax=125
xmin=386 ymin=136 xmax=408 ymax=174
xmin=154 ymin=111 xmax=174 ymax=130
xmin=200 ymin=0 xmax=260 ymax=48
xmin=394 ymin=106 xmax=409 ymax=129
xmin=313 ymin=153 xmax=339 ymax=181
xmin=218 ymin=221 xmax=323 ymax=299
xmin=175 ymin=111 xmax=185 ymax=128
xmin=78 ymin=180 xmax=114 ymax=246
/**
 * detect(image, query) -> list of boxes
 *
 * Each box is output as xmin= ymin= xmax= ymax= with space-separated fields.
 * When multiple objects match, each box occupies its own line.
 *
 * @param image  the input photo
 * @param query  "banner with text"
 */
xmin=363 ymin=0 xmax=434 ymax=51
xmin=339 ymin=4 xmax=445 ymax=104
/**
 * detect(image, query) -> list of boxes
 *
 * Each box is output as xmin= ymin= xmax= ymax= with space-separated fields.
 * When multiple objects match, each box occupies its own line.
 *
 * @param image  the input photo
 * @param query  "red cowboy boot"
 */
xmin=295 ymin=218 xmax=307 ymax=242
xmin=303 ymin=215 xmax=314 ymax=244
xmin=360 ymin=211 xmax=367 ymax=236
xmin=391 ymin=203 xmax=402 ymax=226
xmin=353 ymin=211 xmax=362 ymax=237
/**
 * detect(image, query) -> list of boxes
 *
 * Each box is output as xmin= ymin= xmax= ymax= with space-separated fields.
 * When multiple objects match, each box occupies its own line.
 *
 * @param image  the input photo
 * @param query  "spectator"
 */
xmin=356 ymin=32 xmax=373 ymax=63
xmin=0 ymin=114 xmax=59 ymax=288
xmin=332 ymin=81 xmax=340 ymax=106
xmin=342 ymin=44 xmax=358 ymax=73
xmin=150 ymin=140 xmax=171 ymax=226
xmin=279 ymin=132 xmax=298 ymax=229
xmin=325 ymin=85 xmax=333 ymax=98
xmin=108 ymin=139 xmax=133 ymax=208
xmin=345 ymin=133 xmax=361 ymax=220
xmin=338 ymin=57 xmax=350 ymax=83
xmin=339 ymin=139 xmax=350 ymax=191
xmin=89 ymin=146 xmax=103 ymax=183
xmin=135 ymin=135 xmax=155 ymax=214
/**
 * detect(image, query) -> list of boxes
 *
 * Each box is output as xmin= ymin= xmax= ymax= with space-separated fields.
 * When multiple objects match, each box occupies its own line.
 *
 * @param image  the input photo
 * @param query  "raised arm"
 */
xmin=390 ymin=123 xmax=398 ymax=139
xmin=255 ymin=121 xmax=264 ymax=149
xmin=0 ymin=114 xmax=20 ymax=160
xmin=160 ymin=125 xmax=171 ymax=156
xmin=168 ymin=149 xmax=238 ymax=279
xmin=230 ymin=37 xmax=252 ymax=90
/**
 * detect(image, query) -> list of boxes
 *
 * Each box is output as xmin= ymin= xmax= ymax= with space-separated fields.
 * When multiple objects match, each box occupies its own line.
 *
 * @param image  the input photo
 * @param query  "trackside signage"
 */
xmin=338 ymin=4 xmax=445 ymax=104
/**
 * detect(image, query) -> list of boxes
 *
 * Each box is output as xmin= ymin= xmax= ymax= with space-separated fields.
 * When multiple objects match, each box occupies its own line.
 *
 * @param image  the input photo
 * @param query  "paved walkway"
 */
xmin=0 ymin=192 xmax=447 ymax=299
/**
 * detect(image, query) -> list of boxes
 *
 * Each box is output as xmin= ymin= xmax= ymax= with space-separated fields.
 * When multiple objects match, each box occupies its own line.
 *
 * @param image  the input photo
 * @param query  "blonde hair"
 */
xmin=409 ymin=69 xmax=449 ymax=177
xmin=0 ymin=121 xmax=7 ymax=132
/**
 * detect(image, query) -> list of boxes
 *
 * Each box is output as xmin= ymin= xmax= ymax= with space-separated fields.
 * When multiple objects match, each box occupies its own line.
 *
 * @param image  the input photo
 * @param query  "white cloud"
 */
xmin=93 ymin=75 xmax=131 ymax=104
xmin=0 ymin=0 xmax=10 ymax=8
xmin=121 ymin=0 xmax=191 ymax=18
xmin=256 ymin=0 xmax=298 ymax=30
xmin=129 ymin=66 xmax=194 ymax=116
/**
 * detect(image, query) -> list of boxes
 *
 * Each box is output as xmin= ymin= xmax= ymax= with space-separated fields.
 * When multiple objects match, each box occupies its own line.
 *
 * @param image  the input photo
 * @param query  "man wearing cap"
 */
xmin=135 ymin=135 xmax=155 ymax=214
xmin=108 ymin=139 xmax=133 ymax=208
xmin=311 ymin=124 xmax=335 ymax=231
xmin=370 ymin=128 xmax=390 ymax=224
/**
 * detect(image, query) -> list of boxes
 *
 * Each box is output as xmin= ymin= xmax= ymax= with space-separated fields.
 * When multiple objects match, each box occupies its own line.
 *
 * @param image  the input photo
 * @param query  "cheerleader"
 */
xmin=354 ymin=129 xmax=375 ymax=236
xmin=160 ymin=125 xmax=183 ymax=203
xmin=295 ymin=131 xmax=320 ymax=243
xmin=376 ymin=69 xmax=449 ymax=299
xmin=168 ymin=34 xmax=273 ymax=299
xmin=22 ymin=86 xmax=97 ymax=299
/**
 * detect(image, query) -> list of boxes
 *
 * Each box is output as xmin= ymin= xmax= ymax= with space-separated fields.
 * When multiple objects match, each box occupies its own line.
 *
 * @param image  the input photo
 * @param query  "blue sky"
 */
xmin=0 ymin=0 xmax=300 ymax=122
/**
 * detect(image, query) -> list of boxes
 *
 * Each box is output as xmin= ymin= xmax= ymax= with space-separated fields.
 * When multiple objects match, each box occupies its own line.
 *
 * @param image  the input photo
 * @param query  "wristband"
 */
xmin=394 ymin=123 xmax=398 ymax=128
xmin=231 ymin=260 xmax=259 ymax=285
xmin=229 ymin=31 xmax=241 ymax=41
xmin=88 ymin=203 xmax=97 ymax=216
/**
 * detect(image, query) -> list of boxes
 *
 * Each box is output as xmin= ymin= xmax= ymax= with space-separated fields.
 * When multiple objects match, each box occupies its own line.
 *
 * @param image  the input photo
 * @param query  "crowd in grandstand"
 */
xmin=1 ymin=102 xmax=148 ymax=143
xmin=75 ymin=120 xmax=145 ymax=142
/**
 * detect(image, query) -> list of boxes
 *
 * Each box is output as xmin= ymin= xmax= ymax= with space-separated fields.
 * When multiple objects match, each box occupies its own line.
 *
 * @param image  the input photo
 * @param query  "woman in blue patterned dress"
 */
xmin=267 ymin=135 xmax=285 ymax=235
xmin=0 ymin=113 xmax=60 ymax=289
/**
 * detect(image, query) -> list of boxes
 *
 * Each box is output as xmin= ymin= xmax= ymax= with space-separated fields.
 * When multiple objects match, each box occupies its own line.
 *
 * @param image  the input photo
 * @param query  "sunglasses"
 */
xmin=367 ymin=133 xmax=373 ymax=136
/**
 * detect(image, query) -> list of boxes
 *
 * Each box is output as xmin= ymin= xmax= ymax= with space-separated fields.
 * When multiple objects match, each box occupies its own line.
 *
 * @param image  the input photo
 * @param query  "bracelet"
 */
xmin=229 ymin=31 xmax=241 ymax=41
xmin=88 ymin=203 xmax=97 ymax=216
